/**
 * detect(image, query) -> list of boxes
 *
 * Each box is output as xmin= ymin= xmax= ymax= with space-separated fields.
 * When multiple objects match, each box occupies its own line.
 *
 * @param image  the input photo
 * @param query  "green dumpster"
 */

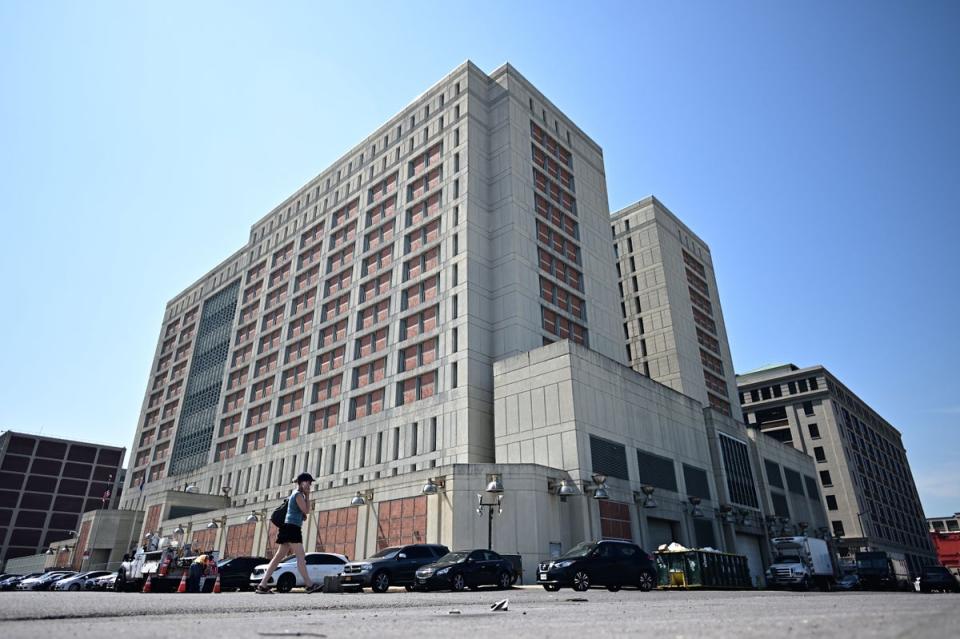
xmin=655 ymin=549 xmax=752 ymax=589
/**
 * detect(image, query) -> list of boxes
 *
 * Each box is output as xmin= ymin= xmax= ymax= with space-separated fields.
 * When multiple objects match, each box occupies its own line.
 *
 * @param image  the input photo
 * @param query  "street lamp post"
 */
xmin=476 ymin=474 xmax=504 ymax=551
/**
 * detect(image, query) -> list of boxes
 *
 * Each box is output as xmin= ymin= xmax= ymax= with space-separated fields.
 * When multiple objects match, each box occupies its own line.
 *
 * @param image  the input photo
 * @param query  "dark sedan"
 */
xmin=537 ymin=540 xmax=657 ymax=592
xmin=414 ymin=549 xmax=515 ymax=591
xmin=216 ymin=556 xmax=268 ymax=591
xmin=919 ymin=566 xmax=960 ymax=593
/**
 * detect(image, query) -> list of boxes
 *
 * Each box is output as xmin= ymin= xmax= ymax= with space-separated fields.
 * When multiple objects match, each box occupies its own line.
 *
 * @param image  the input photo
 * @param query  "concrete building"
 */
xmin=737 ymin=364 xmax=936 ymax=574
xmin=0 ymin=431 xmax=124 ymax=568
xmin=928 ymin=513 xmax=960 ymax=578
xmin=111 ymin=61 xmax=828 ymax=584
xmin=119 ymin=60 xmax=622 ymax=556
xmin=611 ymin=197 xmax=741 ymax=420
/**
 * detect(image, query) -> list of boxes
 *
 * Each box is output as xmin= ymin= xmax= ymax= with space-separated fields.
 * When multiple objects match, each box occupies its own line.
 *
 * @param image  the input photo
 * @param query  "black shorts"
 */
xmin=276 ymin=523 xmax=303 ymax=545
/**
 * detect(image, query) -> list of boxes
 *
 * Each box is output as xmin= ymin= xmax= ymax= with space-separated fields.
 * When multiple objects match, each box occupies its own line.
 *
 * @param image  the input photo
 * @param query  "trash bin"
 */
xmin=655 ymin=549 xmax=752 ymax=589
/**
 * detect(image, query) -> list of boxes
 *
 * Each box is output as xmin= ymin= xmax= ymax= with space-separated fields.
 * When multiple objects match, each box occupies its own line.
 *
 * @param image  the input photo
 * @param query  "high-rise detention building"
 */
xmin=611 ymin=197 xmax=741 ymax=420
xmin=109 ymin=62 xmax=829 ymax=584
xmin=121 ymin=59 xmax=622 ymax=518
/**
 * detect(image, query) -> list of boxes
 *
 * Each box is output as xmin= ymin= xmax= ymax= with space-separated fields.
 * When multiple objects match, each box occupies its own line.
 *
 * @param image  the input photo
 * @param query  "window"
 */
xmin=589 ymin=436 xmax=629 ymax=480
xmin=808 ymin=377 xmax=819 ymax=391
xmin=826 ymin=495 xmax=839 ymax=510
xmin=683 ymin=464 xmax=711 ymax=500
xmin=813 ymin=446 xmax=826 ymax=462
xmin=750 ymin=389 xmax=759 ymax=402
xmin=808 ymin=423 xmax=821 ymax=439
xmin=788 ymin=381 xmax=797 ymax=394
xmin=832 ymin=520 xmax=845 ymax=537
xmin=784 ymin=468 xmax=805 ymax=495
xmin=802 ymin=401 xmax=815 ymax=417
xmin=819 ymin=470 xmax=833 ymax=486
xmin=764 ymin=459 xmax=783 ymax=489
xmin=636 ymin=450 xmax=677 ymax=492
xmin=718 ymin=434 xmax=758 ymax=508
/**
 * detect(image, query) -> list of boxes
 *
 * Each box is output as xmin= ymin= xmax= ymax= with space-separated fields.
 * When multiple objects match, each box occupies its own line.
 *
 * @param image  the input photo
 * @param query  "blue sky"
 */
xmin=1 ymin=1 xmax=957 ymax=515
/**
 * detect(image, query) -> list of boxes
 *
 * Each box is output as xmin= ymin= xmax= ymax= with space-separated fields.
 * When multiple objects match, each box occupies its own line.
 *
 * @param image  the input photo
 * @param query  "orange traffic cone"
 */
xmin=177 ymin=572 xmax=188 ymax=593
xmin=142 ymin=575 xmax=153 ymax=593
xmin=212 ymin=574 xmax=221 ymax=594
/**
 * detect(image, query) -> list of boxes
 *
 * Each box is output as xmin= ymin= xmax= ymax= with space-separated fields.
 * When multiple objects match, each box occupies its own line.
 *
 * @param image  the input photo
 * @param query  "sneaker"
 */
xmin=255 ymin=586 xmax=273 ymax=594
xmin=305 ymin=583 xmax=323 ymax=594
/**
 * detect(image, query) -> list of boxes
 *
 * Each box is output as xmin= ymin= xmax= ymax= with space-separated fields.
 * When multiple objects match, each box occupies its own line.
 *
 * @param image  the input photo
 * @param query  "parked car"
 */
xmin=537 ymin=540 xmax=657 ymax=592
xmin=835 ymin=574 xmax=861 ymax=591
xmin=1 ymin=573 xmax=38 ymax=590
xmin=414 ymin=549 xmax=515 ymax=591
xmin=91 ymin=572 xmax=117 ymax=590
xmin=17 ymin=571 xmax=76 ymax=591
xmin=249 ymin=553 xmax=348 ymax=593
xmin=54 ymin=571 xmax=113 ymax=591
xmin=340 ymin=544 xmax=450 ymax=593
xmin=919 ymin=566 xmax=960 ymax=593
xmin=216 ymin=556 xmax=268 ymax=591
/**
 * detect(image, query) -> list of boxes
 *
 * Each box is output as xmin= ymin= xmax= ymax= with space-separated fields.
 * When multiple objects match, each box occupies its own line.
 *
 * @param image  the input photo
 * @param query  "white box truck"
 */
xmin=766 ymin=536 xmax=835 ymax=590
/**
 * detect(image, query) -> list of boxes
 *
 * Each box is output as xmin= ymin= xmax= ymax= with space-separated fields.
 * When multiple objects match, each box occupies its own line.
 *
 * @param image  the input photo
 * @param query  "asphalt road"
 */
xmin=0 ymin=587 xmax=958 ymax=638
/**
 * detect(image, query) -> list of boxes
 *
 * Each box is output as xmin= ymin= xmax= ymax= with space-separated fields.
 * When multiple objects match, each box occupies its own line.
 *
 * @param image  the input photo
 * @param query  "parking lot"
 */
xmin=1 ymin=588 xmax=958 ymax=638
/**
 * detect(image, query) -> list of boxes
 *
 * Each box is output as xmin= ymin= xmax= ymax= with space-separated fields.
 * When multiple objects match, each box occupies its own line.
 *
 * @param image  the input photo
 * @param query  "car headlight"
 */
xmin=792 ymin=567 xmax=805 ymax=574
xmin=554 ymin=560 xmax=575 ymax=569
xmin=435 ymin=567 xmax=450 ymax=577
xmin=359 ymin=563 xmax=374 ymax=572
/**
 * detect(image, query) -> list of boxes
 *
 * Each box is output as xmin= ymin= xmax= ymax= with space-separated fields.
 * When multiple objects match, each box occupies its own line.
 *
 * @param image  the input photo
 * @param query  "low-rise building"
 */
xmin=928 ymin=513 xmax=960 ymax=578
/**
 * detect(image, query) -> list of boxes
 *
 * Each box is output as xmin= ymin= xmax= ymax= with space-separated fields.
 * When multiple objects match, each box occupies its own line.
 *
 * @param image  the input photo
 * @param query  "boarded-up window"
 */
xmin=599 ymin=500 xmax=633 ymax=541
xmin=376 ymin=496 xmax=427 ymax=551
xmin=316 ymin=507 xmax=358 ymax=560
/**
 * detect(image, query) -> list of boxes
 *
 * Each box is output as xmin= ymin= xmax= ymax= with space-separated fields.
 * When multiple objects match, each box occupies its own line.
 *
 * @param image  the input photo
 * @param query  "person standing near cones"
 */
xmin=255 ymin=473 xmax=321 ymax=594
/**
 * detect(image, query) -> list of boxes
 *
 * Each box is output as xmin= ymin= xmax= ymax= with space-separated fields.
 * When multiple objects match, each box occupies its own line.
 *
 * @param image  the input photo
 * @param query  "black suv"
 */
xmin=340 ymin=544 xmax=449 ymax=592
xmin=414 ymin=549 xmax=516 ymax=591
xmin=216 ymin=556 xmax=268 ymax=591
xmin=537 ymin=540 xmax=657 ymax=592
xmin=919 ymin=566 xmax=960 ymax=593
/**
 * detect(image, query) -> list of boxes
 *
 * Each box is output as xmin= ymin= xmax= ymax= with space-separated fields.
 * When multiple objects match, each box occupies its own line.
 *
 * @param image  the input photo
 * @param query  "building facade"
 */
xmin=120 ymin=60 xmax=622 ymax=535
xmin=611 ymin=197 xmax=741 ymax=420
xmin=0 ymin=431 xmax=124 ymax=568
xmin=928 ymin=513 xmax=960 ymax=577
xmin=737 ymin=364 xmax=936 ymax=574
xmin=108 ymin=62 xmax=832 ymax=585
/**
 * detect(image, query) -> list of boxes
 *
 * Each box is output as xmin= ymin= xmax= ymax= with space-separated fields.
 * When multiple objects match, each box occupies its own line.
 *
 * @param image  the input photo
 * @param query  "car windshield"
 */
xmin=370 ymin=547 xmax=400 ymax=559
xmin=438 ymin=552 xmax=471 ymax=563
xmin=924 ymin=568 xmax=949 ymax=577
xmin=277 ymin=555 xmax=296 ymax=563
xmin=558 ymin=542 xmax=596 ymax=559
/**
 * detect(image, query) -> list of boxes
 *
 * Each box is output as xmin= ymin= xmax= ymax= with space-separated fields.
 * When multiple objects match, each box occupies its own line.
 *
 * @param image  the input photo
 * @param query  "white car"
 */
xmin=249 ymin=553 xmax=348 ymax=592
xmin=54 ymin=571 xmax=113 ymax=591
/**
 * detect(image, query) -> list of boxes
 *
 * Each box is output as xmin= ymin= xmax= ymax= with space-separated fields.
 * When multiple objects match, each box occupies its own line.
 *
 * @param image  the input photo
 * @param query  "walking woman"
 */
xmin=256 ymin=472 xmax=322 ymax=594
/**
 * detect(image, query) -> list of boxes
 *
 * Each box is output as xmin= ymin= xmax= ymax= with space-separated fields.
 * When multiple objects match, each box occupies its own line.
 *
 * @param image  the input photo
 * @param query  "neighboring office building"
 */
xmin=611 ymin=197 xmax=741 ymax=420
xmin=928 ymin=513 xmax=960 ymax=577
xmin=737 ymin=364 xmax=936 ymax=575
xmin=0 ymin=431 xmax=124 ymax=568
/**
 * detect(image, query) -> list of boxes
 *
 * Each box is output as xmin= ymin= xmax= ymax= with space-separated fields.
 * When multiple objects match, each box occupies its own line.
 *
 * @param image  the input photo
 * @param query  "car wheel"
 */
xmin=451 ymin=573 xmax=466 ymax=592
xmin=638 ymin=571 xmax=655 ymax=592
xmin=606 ymin=584 xmax=621 ymax=592
xmin=497 ymin=571 xmax=512 ymax=590
xmin=372 ymin=571 xmax=391 ymax=593
xmin=276 ymin=573 xmax=296 ymax=593
xmin=572 ymin=571 xmax=590 ymax=592
xmin=69 ymin=583 xmax=81 ymax=591
xmin=542 ymin=584 xmax=560 ymax=592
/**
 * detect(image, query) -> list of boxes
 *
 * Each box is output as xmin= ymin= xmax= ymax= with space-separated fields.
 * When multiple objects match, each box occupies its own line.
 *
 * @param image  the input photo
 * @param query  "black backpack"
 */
xmin=270 ymin=498 xmax=288 ymax=528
